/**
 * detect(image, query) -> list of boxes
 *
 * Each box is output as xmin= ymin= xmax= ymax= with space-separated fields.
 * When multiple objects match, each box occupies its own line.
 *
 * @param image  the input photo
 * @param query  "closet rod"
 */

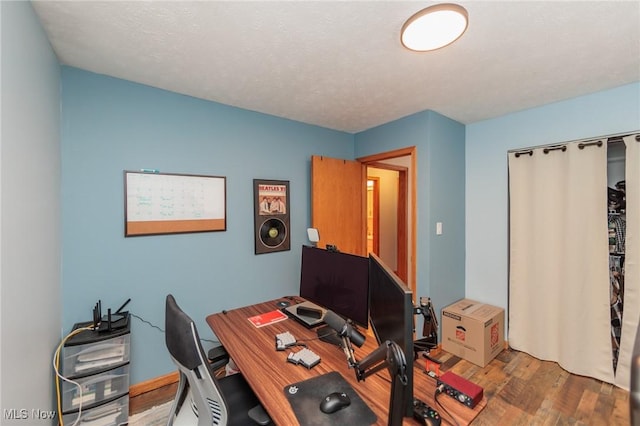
xmin=514 ymin=150 xmax=533 ymax=158
xmin=507 ymin=131 xmax=639 ymax=154
xmin=578 ymin=140 xmax=603 ymax=149
xmin=543 ymin=145 xmax=566 ymax=154
xmin=607 ymin=133 xmax=640 ymax=144
xmin=608 ymin=136 xmax=624 ymax=145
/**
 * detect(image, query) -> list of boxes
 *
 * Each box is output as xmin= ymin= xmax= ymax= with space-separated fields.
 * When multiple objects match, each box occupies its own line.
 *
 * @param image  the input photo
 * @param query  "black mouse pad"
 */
xmin=283 ymin=371 xmax=377 ymax=426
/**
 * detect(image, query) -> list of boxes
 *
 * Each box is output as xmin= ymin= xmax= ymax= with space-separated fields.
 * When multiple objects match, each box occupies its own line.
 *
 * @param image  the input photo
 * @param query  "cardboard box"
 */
xmin=441 ymin=299 xmax=504 ymax=367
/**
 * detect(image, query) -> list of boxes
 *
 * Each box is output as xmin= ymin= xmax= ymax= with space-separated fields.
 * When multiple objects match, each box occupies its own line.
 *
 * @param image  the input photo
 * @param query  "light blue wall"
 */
xmin=1 ymin=1 xmax=61 ymax=422
xmin=424 ymin=112 xmax=466 ymax=313
xmin=465 ymin=82 xmax=640 ymax=334
xmin=354 ymin=111 xmax=466 ymax=332
xmin=61 ymin=68 xmax=354 ymax=384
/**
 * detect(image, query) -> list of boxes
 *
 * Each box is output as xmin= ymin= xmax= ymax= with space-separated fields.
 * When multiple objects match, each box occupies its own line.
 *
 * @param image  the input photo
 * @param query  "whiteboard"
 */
xmin=124 ymin=171 xmax=226 ymax=236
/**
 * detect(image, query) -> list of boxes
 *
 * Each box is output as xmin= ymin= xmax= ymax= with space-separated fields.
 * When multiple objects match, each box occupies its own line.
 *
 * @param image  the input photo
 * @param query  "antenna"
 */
xmin=115 ymin=298 xmax=131 ymax=314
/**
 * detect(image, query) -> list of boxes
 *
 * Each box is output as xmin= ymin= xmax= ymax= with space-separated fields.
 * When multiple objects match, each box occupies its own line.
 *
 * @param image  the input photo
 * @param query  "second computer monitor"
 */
xmin=299 ymin=245 xmax=369 ymax=329
xmin=368 ymin=252 xmax=414 ymax=418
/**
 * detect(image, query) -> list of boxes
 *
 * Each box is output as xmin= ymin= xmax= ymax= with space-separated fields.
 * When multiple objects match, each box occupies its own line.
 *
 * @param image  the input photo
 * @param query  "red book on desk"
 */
xmin=247 ymin=309 xmax=288 ymax=328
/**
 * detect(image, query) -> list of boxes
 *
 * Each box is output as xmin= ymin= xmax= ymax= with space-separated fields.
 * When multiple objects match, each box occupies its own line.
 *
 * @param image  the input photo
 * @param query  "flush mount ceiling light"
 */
xmin=401 ymin=3 xmax=468 ymax=52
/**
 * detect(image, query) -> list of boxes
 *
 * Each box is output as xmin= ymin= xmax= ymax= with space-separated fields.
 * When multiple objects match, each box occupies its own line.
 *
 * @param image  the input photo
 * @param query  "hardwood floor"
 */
xmin=129 ymin=380 xmax=177 ymax=415
xmin=130 ymin=348 xmax=631 ymax=425
xmin=434 ymin=349 xmax=629 ymax=425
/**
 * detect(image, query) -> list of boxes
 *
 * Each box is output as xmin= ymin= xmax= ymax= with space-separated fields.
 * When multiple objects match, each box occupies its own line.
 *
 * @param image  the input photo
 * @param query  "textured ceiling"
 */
xmin=32 ymin=1 xmax=640 ymax=133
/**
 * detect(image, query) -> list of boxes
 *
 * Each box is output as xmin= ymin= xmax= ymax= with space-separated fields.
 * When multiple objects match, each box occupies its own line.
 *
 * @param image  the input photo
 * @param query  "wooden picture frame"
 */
xmin=124 ymin=170 xmax=226 ymax=237
xmin=253 ymin=179 xmax=290 ymax=254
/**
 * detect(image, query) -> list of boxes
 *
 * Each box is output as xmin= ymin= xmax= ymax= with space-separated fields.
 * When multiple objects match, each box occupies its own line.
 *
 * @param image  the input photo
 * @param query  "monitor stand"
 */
xmin=316 ymin=325 xmax=343 ymax=347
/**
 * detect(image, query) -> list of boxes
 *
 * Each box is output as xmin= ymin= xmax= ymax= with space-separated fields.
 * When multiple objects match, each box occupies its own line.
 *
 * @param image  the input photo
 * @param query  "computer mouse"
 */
xmin=276 ymin=300 xmax=290 ymax=308
xmin=319 ymin=392 xmax=351 ymax=414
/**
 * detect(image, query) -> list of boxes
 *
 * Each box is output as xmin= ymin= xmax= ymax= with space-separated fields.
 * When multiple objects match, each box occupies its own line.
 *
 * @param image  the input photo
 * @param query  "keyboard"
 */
xmin=275 ymin=331 xmax=297 ymax=351
xmin=287 ymin=347 xmax=321 ymax=369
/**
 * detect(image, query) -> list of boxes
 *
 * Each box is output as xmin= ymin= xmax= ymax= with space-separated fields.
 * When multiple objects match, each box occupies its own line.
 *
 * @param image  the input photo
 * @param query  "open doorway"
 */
xmin=366 ymin=177 xmax=380 ymax=255
xmin=366 ymin=164 xmax=408 ymax=282
xmin=358 ymin=147 xmax=415 ymax=293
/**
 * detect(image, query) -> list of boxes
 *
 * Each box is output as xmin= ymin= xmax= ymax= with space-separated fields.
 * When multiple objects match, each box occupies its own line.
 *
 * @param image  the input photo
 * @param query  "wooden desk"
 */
xmin=206 ymin=299 xmax=486 ymax=425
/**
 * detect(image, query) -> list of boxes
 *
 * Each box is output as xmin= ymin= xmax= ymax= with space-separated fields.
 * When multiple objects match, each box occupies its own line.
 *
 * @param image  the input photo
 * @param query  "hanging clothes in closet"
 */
xmin=608 ymin=178 xmax=626 ymax=372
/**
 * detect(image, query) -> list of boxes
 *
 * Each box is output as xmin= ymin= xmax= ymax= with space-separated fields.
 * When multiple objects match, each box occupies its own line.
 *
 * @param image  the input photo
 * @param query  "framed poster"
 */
xmin=124 ymin=170 xmax=226 ymax=236
xmin=253 ymin=179 xmax=290 ymax=254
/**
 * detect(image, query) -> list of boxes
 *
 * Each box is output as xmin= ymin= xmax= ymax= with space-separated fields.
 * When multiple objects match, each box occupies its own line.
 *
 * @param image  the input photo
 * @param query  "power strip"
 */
xmin=436 ymin=371 xmax=483 ymax=408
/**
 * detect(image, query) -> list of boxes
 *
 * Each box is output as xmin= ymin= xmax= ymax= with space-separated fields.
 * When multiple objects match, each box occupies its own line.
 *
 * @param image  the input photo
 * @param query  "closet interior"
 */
xmin=607 ymin=136 xmax=626 ymax=372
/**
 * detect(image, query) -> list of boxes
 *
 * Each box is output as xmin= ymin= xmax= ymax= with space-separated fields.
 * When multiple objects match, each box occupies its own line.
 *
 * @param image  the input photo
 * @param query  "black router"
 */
xmin=93 ymin=298 xmax=130 ymax=332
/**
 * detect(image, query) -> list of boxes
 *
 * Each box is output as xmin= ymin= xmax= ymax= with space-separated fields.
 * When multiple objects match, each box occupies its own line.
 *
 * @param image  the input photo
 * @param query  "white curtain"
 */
xmin=508 ymin=140 xmax=614 ymax=384
xmin=615 ymin=134 xmax=640 ymax=389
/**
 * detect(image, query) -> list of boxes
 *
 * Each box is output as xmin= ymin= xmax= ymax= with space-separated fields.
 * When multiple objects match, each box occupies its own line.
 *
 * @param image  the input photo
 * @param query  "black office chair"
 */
xmin=165 ymin=294 xmax=271 ymax=425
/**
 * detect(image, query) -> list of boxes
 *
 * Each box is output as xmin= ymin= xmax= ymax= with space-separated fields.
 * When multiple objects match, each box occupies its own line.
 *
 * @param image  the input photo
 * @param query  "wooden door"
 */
xmin=311 ymin=155 xmax=366 ymax=256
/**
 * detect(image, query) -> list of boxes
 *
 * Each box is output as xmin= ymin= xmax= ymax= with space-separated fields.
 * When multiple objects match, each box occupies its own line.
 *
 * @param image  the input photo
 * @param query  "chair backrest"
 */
xmin=165 ymin=294 xmax=229 ymax=426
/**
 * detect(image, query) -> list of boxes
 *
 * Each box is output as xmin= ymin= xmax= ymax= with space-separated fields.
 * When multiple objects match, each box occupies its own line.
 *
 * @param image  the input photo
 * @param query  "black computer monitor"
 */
xmin=299 ymin=245 xmax=369 ymax=329
xmin=368 ymin=253 xmax=414 ymax=418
